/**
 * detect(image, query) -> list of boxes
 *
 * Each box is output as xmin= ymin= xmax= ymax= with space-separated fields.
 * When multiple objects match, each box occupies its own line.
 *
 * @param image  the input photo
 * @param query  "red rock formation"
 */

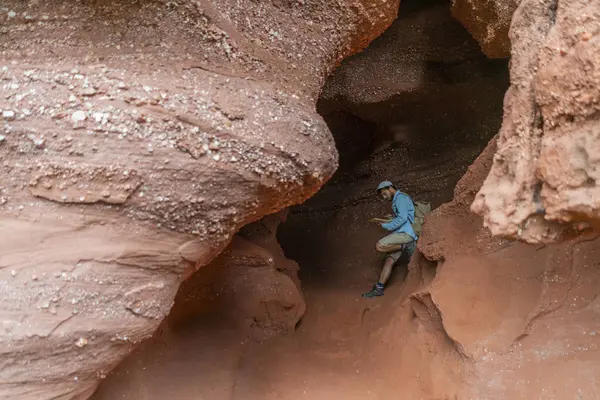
xmin=408 ymin=136 xmax=600 ymax=398
xmin=472 ymin=0 xmax=600 ymax=243
xmin=90 ymin=133 xmax=600 ymax=400
xmin=317 ymin=0 xmax=509 ymax=182
xmin=0 ymin=0 xmax=399 ymax=397
xmin=170 ymin=210 xmax=306 ymax=342
xmin=450 ymin=0 xmax=518 ymax=58
xmin=3 ymin=0 xmax=600 ymax=397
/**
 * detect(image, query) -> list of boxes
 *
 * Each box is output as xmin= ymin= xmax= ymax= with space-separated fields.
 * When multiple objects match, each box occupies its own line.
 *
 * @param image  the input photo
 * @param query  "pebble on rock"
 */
xmin=71 ymin=110 xmax=87 ymax=122
xmin=2 ymin=110 xmax=16 ymax=121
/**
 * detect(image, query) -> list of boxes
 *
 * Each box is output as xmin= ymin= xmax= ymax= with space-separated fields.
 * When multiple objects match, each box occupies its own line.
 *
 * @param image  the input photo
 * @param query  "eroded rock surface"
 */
xmin=472 ymin=0 xmax=600 ymax=243
xmin=89 ymin=138 xmax=600 ymax=400
xmin=400 ymin=137 xmax=600 ymax=398
xmin=450 ymin=0 xmax=518 ymax=58
xmin=0 ymin=211 xmax=189 ymax=399
xmin=170 ymin=210 xmax=305 ymax=341
xmin=318 ymin=0 xmax=508 ymax=163
xmin=0 ymin=0 xmax=399 ymax=397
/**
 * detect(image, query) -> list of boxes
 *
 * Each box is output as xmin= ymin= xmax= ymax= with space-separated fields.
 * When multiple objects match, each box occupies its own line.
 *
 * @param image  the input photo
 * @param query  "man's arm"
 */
xmin=381 ymin=196 xmax=408 ymax=231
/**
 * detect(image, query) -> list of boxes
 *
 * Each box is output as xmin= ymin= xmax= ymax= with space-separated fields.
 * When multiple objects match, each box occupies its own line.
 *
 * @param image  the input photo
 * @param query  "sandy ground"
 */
xmin=92 ymin=256 xmax=417 ymax=400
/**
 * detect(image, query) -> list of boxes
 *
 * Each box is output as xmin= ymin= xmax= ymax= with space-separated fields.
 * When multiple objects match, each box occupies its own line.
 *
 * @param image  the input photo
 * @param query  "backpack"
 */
xmin=412 ymin=200 xmax=431 ymax=237
xmin=398 ymin=191 xmax=431 ymax=237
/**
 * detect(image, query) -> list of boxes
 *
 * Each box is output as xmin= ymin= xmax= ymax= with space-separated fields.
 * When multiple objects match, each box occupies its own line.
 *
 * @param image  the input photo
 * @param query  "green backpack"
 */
xmin=412 ymin=200 xmax=431 ymax=237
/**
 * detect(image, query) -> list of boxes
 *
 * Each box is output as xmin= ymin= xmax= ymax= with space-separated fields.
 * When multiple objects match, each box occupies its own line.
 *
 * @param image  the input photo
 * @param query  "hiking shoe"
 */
xmin=362 ymin=285 xmax=384 ymax=298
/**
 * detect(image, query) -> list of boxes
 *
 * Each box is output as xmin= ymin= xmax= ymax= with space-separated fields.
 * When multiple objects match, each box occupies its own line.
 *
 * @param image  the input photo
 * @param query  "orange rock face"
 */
xmin=472 ymin=0 xmax=600 ymax=243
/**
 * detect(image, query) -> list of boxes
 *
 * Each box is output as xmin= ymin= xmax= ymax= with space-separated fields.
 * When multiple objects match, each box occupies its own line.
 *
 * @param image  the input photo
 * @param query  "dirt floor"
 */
xmin=92 ymin=258 xmax=420 ymax=400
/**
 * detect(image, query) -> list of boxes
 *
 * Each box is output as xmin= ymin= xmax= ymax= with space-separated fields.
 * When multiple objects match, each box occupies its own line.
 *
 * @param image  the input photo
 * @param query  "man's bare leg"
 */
xmin=363 ymin=256 xmax=396 ymax=298
xmin=378 ymin=256 xmax=395 ymax=286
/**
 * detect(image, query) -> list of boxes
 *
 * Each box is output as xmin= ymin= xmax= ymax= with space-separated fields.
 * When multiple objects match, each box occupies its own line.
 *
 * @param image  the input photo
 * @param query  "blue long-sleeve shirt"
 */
xmin=381 ymin=191 xmax=417 ymax=240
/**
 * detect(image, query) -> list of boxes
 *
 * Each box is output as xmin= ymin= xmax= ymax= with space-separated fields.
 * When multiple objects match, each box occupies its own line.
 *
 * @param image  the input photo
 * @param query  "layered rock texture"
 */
xmin=170 ymin=210 xmax=306 ymax=342
xmin=471 ymin=0 xmax=600 ymax=243
xmin=275 ymin=0 xmax=508 ymax=302
xmin=406 ymin=138 xmax=600 ymax=398
xmin=0 ymin=0 xmax=399 ymax=397
xmin=2 ymin=0 xmax=600 ymax=398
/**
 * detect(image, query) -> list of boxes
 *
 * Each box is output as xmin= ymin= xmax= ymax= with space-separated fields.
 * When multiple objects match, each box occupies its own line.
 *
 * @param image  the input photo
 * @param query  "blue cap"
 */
xmin=377 ymin=181 xmax=393 ymax=191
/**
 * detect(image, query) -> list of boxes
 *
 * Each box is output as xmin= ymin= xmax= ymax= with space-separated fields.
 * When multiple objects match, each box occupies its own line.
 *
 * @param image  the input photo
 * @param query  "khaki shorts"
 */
xmin=376 ymin=232 xmax=415 ymax=262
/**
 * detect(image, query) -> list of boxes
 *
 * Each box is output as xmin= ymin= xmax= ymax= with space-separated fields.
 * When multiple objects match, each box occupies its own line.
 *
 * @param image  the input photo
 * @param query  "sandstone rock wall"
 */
xmin=0 ymin=211 xmax=189 ymax=399
xmin=170 ymin=210 xmax=306 ymax=341
xmin=471 ymin=0 xmax=600 ymax=243
xmin=3 ymin=0 xmax=600 ymax=396
xmin=382 ymin=137 xmax=600 ymax=398
xmin=0 ymin=0 xmax=399 ymax=397
xmin=450 ymin=0 xmax=518 ymax=58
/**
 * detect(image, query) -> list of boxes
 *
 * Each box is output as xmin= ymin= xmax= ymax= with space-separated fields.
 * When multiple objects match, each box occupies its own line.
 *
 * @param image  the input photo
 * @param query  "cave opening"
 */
xmin=92 ymin=0 xmax=509 ymax=398
xmin=277 ymin=0 xmax=508 ymax=290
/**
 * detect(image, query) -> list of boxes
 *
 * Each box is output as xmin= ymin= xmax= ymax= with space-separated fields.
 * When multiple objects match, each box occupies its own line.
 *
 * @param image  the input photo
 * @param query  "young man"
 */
xmin=362 ymin=181 xmax=417 ymax=298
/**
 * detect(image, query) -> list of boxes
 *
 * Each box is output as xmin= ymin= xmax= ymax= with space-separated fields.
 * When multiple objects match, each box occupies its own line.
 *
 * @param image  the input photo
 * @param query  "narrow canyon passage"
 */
xmin=3 ymin=0 xmax=600 ymax=397
xmin=92 ymin=1 xmax=510 ymax=398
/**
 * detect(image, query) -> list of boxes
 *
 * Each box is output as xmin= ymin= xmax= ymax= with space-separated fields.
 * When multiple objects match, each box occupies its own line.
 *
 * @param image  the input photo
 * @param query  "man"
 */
xmin=362 ymin=181 xmax=417 ymax=298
